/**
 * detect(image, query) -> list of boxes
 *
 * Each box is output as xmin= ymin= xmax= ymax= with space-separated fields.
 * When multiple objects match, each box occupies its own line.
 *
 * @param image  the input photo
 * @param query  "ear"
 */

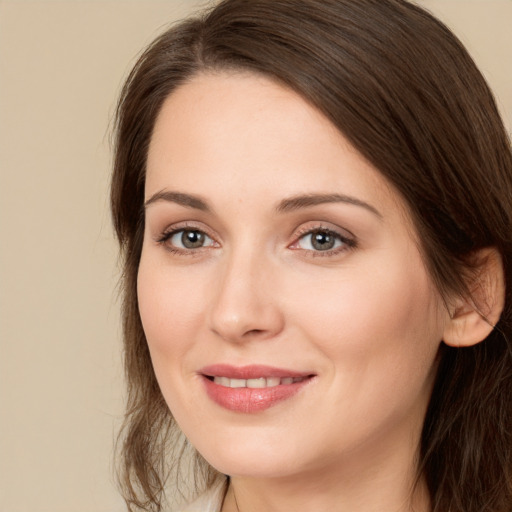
xmin=443 ymin=247 xmax=505 ymax=348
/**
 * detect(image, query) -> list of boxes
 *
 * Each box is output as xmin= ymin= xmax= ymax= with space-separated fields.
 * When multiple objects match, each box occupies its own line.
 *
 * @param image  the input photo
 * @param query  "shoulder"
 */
xmin=175 ymin=477 xmax=228 ymax=512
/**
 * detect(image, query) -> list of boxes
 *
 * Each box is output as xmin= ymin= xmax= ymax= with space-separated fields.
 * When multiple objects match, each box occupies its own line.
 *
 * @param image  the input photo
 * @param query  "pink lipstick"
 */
xmin=199 ymin=364 xmax=315 ymax=413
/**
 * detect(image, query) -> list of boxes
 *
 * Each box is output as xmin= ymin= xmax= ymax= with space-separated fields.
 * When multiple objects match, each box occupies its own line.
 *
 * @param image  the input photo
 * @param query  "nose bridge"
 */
xmin=208 ymin=242 xmax=283 ymax=342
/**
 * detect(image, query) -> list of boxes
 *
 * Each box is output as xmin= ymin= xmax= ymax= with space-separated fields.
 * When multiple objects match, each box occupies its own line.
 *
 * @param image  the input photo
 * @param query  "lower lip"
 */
xmin=202 ymin=376 xmax=313 ymax=413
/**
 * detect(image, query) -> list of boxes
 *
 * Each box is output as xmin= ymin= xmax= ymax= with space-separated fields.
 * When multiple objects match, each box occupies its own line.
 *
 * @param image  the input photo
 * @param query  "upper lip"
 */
xmin=199 ymin=364 xmax=314 ymax=380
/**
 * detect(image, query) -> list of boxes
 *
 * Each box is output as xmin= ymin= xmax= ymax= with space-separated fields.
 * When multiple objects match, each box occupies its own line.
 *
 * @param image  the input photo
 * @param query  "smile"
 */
xmin=211 ymin=376 xmax=308 ymax=388
xmin=199 ymin=365 xmax=315 ymax=413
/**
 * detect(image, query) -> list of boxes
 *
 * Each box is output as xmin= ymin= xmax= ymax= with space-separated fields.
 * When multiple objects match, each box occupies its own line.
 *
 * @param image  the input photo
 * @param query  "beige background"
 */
xmin=0 ymin=1 xmax=510 ymax=511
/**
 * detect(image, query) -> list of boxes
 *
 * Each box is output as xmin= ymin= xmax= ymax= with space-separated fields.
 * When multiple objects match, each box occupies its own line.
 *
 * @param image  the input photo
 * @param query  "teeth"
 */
xmin=266 ymin=377 xmax=280 ymax=387
xmin=212 ymin=376 xmax=307 ymax=388
xmin=218 ymin=377 xmax=230 ymax=387
xmin=247 ymin=378 xmax=266 ymax=388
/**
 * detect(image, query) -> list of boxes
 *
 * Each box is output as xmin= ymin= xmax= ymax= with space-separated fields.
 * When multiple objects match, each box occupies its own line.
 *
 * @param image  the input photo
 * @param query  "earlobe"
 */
xmin=443 ymin=247 xmax=505 ymax=348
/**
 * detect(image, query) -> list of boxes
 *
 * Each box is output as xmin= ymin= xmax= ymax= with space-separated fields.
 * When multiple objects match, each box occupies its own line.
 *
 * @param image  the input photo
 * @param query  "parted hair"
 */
xmin=111 ymin=0 xmax=512 ymax=510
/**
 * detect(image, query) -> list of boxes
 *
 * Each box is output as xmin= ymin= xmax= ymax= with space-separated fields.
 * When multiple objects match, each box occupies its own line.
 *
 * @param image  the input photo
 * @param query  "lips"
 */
xmin=199 ymin=364 xmax=315 ymax=412
xmin=212 ymin=375 xmax=308 ymax=388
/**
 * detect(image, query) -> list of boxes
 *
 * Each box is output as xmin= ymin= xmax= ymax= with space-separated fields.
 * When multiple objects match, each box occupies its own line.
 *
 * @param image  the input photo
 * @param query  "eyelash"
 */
xmin=155 ymin=223 xmax=217 ymax=256
xmin=155 ymin=223 xmax=357 ymax=257
xmin=290 ymin=225 xmax=357 ymax=257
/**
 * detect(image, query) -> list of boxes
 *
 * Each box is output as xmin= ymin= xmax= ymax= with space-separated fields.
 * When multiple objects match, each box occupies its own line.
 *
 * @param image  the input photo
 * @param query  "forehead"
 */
xmin=146 ymin=71 xmax=409 ymax=225
xmin=147 ymin=71 xmax=344 ymax=178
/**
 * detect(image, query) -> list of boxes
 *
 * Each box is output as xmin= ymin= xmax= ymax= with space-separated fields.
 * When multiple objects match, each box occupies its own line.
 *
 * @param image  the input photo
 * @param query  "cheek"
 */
xmin=137 ymin=254 xmax=208 ymax=361
xmin=137 ymin=254 xmax=213 ymax=420
xmin=290 ymin=253 xmax=445 ymax=388
xmin=289 ymin=260 xmax=444 ymax=449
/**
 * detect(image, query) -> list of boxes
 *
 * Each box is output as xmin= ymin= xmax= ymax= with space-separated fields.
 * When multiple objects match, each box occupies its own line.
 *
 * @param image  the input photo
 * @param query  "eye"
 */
xmin=159 ymin=228 xmax=216 ymax=251
xmin=293 ymin=228 xmax=355 ymax=254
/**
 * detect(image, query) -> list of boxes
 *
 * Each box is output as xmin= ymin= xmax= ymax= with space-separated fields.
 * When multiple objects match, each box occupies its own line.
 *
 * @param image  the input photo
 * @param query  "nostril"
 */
xmin=244 ymin=329 xmax=266 ymax=337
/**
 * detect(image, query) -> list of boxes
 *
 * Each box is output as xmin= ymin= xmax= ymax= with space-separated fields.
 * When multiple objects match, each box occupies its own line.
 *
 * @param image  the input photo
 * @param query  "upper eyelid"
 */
xmin=155 ymin=221 xmax=218 ymax=242
xmin=294 ymin=230 xmax=354 ymax=245
xmin=289 ymin=224 xmax=358 ymax=254
xmin=160 ymin=227 xmax=213 ymax=242
xmin=292 ymin=222 xmax=355 ymax=241
xmin=155 ymin=226 xmax=218 ymax=255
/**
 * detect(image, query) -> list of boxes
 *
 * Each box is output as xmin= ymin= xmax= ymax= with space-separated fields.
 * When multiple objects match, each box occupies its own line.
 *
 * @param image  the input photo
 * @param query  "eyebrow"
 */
xmin=144 ymin=190 xmax=382 ymax=218
xmin=144 ymin=190 xmax=211 ymax=212
xmin=276 ymin=193 xmax=382 ymax=218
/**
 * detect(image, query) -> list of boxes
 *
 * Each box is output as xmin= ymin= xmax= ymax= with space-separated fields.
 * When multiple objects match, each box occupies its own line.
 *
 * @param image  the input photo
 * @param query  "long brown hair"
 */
xmin=111 ymin=1 xmax=512 ymax=510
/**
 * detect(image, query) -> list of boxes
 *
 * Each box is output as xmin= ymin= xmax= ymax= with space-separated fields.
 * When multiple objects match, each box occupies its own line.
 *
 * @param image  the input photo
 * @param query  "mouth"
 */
xmin=206 ymin=375 xmax=309 ymax=388
xmin=199 ymin=364 xmax=316 ymax=413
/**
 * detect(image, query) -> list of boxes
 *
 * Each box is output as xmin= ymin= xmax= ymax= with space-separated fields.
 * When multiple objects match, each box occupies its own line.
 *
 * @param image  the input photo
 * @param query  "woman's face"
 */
xmin=138 ymin=72 xmax=449 ymax=479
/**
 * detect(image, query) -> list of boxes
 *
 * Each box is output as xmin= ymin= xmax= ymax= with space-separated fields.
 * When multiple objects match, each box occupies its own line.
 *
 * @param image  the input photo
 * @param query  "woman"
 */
xmin=111 ymin=0 xmax=512 ymax=511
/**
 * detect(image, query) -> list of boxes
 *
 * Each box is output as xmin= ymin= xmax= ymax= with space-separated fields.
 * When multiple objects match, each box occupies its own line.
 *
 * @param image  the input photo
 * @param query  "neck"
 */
xmin=224 ymin=466 xmax=429 ymax=512
xmin=221 ymin=427 xmax=430 ymax=512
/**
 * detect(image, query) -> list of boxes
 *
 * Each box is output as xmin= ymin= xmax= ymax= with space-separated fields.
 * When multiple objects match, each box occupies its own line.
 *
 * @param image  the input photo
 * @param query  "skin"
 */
xmin=138 ymin=71 xmax=452 ymax=512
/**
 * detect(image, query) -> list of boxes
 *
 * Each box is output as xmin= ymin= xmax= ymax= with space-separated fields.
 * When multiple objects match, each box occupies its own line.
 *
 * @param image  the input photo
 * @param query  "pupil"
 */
xmin=182 ymin=230 xmax=204 ymax=249
xmin=312 ymin=231 xmax=335 ymax=250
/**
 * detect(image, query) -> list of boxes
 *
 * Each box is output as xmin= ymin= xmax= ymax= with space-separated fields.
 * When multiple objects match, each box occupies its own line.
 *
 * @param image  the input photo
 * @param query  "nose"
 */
xmin=208 ymin=250 xmax=285 ymax=343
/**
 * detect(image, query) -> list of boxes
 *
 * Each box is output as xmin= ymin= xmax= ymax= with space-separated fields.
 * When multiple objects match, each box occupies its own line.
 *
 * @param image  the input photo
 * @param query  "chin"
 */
xmin=208 ymin=454 xmax=301 ymax=479
xmin=191 ymin=429 xmax=309 ymax=479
